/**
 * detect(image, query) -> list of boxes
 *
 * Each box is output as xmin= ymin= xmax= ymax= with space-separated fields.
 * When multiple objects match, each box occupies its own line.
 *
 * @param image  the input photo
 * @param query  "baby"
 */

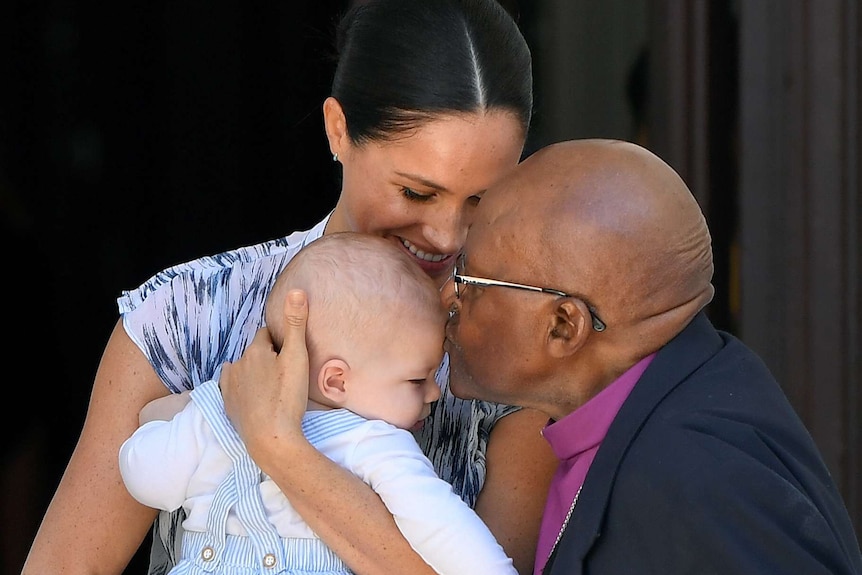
xmin=119 ymin=232 xmax=517 ymax=575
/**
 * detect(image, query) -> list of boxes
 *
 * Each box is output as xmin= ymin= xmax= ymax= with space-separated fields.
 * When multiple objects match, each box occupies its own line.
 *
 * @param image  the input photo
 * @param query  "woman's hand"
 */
xmin=220 ymin=289 xmax=435 ymax=575
xmin=220 ymin=289 xmax=311 ymax=468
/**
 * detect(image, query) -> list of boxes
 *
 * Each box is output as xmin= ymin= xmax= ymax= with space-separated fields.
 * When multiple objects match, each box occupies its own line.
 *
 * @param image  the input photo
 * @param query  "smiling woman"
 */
xmin=324 ymin=108 xmax=525 ymax=284
xmin=21 ymin=2 xmax=557 ymax=575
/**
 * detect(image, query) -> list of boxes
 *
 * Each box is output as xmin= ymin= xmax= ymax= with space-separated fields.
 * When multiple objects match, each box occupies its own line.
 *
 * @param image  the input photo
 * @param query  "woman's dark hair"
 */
xmin=332 ymin=0 xmax=532 ymax=143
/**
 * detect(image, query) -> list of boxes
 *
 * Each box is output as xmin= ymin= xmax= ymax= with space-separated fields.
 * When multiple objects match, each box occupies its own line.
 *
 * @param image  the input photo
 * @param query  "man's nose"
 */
xmin=439 ymin=275 xmax=457 ymax=309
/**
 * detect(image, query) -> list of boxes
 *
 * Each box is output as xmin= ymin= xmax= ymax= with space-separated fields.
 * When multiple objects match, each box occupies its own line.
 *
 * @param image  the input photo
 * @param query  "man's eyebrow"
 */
xmin=394 ymin=171 xmax=447 ymax=191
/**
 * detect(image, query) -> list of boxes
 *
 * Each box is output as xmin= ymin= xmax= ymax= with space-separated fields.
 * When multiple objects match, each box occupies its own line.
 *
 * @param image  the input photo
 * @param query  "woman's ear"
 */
xmin=317 ymin=358 xmax=350 ymax=405
xmin=323 ymin=96 xmax=349 ymax=159
xmin=547 ymin=299 xmax=591 ymax=358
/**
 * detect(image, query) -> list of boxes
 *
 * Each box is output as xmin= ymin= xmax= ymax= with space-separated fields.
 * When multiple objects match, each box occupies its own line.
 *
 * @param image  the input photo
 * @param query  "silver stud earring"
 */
xmin=332 ymin=153 xmax=339 ymax=162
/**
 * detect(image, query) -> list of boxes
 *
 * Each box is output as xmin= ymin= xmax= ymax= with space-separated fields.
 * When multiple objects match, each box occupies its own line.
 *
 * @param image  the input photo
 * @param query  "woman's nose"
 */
xmin=425 ymin=205 xmax=467 ymax=256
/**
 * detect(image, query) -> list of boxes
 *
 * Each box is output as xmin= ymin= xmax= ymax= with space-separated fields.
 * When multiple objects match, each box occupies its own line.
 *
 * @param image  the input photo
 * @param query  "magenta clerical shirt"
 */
xmin=533 ymin=353 xmax=656 ymax=574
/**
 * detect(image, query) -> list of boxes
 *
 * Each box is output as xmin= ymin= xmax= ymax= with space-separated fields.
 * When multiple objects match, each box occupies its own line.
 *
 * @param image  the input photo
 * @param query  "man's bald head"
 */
xmin=471 ymin=138 xmax=714 ymax=355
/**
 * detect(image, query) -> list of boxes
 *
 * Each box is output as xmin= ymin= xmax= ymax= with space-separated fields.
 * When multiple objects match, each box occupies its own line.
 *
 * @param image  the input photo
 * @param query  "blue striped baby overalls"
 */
xmin=172 ymin=380 xmax=351 ymax=575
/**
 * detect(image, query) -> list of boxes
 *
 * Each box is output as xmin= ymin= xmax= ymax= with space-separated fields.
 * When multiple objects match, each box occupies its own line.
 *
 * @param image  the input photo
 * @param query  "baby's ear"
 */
xmin=317 ymin=359 xmax=350 ymax=404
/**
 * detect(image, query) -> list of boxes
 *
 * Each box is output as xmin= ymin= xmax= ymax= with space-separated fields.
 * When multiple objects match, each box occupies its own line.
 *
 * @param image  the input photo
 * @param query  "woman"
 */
xmin=23 ymin=1 xmax=556 ymax=574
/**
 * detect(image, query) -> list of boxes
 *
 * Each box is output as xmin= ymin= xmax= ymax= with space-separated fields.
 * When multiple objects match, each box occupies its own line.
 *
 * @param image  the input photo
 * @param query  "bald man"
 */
xmin=443 ymin=139 xmax=862 ymax=574
xmin=221 ymin=139 xmax=862 ymax=575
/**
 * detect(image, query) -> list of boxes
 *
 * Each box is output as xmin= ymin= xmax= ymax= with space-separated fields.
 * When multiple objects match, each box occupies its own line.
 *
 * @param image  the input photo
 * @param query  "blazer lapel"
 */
xmin=545 ymin=312 xmax=724 ymax=574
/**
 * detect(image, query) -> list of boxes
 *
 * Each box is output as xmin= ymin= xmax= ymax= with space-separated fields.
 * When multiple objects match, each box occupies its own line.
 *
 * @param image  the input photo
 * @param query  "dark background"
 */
xmin=2 ymin=2 xmax=348 ymax=572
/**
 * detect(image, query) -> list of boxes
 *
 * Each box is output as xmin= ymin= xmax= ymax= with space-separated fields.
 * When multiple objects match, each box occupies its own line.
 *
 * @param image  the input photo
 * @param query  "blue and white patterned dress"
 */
xmin=118 ymin=214 xmax=519 ymax=575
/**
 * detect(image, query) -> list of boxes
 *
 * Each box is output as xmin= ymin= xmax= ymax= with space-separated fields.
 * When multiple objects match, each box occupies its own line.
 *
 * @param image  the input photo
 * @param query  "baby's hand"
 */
xmin=138 ymin=391 xmax=192 ymax=425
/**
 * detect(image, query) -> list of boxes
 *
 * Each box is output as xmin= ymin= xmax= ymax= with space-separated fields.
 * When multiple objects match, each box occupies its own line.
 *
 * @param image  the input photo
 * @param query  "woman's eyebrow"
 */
xmin=394 ymin=171 xmax=447 ymax=191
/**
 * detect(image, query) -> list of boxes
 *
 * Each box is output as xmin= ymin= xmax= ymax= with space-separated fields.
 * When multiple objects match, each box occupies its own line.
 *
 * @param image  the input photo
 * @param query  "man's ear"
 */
xmin=323 ymin=96 xmax=349 ymax=159
xmin=317 ymin=358 xmax=350 ymax=405
xmin=547 ymin=299 xmax=591 ymax=358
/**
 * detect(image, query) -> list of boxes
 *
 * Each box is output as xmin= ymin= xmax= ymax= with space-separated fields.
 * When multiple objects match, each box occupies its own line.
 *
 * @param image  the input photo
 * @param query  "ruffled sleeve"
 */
xmin=118 ymin=218 xmax=328 ymax=393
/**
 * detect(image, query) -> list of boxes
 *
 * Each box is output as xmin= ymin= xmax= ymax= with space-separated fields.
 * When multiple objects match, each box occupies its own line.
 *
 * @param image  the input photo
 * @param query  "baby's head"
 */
xmin=265 ymin=232 xmax=446 ymax=430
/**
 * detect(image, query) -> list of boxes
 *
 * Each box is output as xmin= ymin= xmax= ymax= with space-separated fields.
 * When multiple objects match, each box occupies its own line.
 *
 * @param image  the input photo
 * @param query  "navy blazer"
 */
xmin=544 ymin=312 xmax=862 ymax=574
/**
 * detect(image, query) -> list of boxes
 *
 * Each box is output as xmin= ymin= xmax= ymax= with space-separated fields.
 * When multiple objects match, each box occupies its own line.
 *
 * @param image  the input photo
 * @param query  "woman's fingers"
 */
xmin=277 ymin=289 xmax=310 ymax=386
xmin=220 ymin=289 xmax=311 ymax=463
xmin=219 ymin=327 xmax=279 ymax=441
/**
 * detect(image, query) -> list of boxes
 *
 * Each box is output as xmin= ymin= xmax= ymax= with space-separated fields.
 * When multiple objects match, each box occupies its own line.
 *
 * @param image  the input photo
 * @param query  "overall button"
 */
xmin=201 ymin=546 xmax=215 ymax=561
xmin=263 ymin=553 xmax=277 ymax=568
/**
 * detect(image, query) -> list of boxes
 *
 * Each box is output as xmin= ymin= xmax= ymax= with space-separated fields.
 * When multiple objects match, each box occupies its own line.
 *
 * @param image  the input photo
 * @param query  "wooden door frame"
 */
xmin=649 ymin=0 xmax=860 ymax=535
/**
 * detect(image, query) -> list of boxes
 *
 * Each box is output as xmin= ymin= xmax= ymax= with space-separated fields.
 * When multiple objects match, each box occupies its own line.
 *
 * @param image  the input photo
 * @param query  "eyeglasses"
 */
xmin=452 ymin=254 xmax=607 ymax=332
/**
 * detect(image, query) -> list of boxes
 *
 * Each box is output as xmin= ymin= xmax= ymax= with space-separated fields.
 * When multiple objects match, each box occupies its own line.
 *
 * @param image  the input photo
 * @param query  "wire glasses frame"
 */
xmin=451 ymin=254 xmax=607 ymax=332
